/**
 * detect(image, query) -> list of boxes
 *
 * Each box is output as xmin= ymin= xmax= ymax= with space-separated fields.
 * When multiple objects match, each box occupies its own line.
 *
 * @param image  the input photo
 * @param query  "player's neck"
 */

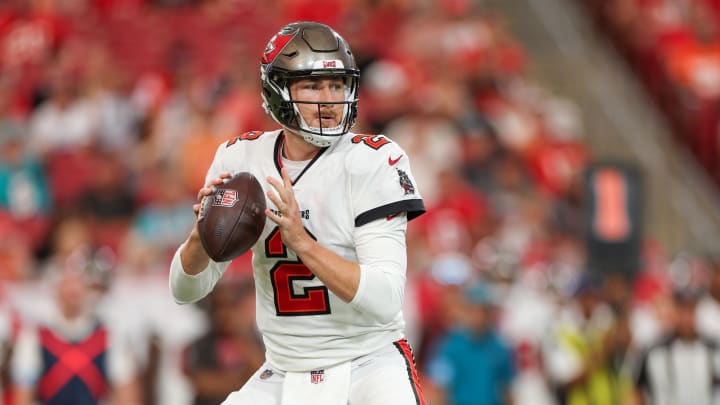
xmin=283 ymin=131 xmax=321 ymax=161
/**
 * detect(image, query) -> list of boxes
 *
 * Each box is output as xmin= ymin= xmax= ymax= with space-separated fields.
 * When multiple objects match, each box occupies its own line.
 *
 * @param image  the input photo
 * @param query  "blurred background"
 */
xmin=2 ymin=0 xmax=720 ymax=404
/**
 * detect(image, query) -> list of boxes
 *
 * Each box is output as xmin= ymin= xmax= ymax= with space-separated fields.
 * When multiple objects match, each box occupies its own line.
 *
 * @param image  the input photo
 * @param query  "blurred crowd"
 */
xmin=583 ymin=0 xmax=720 ymax=185
xmin=1 ymin=0 xmax=720 ymax=405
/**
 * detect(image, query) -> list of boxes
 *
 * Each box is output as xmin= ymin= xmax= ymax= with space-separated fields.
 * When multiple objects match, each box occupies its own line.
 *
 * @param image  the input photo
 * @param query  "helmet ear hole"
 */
xmin=279 ymin=106 xmax=294 ymax=122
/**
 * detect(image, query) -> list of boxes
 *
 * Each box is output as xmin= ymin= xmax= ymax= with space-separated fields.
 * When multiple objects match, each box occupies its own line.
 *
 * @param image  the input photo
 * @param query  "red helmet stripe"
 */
xmin=262 ymin=33 xmax=294 ymax=64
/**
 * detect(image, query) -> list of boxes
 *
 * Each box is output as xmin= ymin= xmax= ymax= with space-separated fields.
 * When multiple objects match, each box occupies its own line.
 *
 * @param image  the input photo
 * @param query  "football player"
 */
xmin=170 ymin=21 xmax=426 ymax=405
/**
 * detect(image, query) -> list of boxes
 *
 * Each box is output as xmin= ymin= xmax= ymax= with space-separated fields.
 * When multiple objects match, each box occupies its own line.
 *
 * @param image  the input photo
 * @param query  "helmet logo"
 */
xmin=312 ymin=59 xmax=344 ymax=69
xmin=262 ymin=33 xmax=294 ymax=64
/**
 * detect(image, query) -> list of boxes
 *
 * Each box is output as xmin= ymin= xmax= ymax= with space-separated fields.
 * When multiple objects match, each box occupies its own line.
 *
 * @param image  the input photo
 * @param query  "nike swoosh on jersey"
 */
xmin=388 ymin=155 xmax=404 ymax=166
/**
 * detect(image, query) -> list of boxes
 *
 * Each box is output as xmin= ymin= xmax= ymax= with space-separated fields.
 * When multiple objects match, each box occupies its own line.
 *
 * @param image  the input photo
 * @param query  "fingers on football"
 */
xmin=212 ymin=172 xmax=232 ymax=184
xmin=196 ymin=187 xmax=211 ymax=202
xmin=196 ymin=172 xmax=231 ymax=201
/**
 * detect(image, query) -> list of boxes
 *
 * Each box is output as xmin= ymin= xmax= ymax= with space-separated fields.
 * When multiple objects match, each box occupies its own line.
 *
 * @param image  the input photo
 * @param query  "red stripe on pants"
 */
xmin=394 ymin=339 xmax=426 ymax=405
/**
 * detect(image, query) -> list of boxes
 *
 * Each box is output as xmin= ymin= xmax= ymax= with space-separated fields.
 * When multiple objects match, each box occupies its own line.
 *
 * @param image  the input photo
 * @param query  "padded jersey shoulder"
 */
xmin=341 ymin=133 xmax=408 ymax=174
xmin=223 ymin=130 xmax=279 ymax=150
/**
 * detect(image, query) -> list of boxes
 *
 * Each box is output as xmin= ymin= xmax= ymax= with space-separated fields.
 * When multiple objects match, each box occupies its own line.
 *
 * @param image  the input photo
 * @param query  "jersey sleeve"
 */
xmin=349 ymin=213 xmax=408 ymax=324
xmin=169 ymin=242 xmax=231 ymax=304
xmin=349 ymin=136 xmax=425 ymax=226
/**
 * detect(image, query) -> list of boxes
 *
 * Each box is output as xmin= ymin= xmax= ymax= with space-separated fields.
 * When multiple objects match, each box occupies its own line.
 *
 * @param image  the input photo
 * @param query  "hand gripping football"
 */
xmin=197 ymin=172 xmax=266 ymax=262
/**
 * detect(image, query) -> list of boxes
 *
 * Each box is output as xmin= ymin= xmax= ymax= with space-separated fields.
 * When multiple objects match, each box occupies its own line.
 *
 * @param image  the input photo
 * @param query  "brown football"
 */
xmin=197 ymin=172 xmax=266 ymax=262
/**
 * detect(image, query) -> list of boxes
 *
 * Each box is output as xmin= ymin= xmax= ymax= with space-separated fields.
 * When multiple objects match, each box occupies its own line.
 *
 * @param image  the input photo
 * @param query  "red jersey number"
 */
xmin=351 ymin=134 xmax=391 ymax=150
xmin=227 ymin=131 xmax=264 ymax=147
xmin=265 ymin=227 xmax=331 ymax=316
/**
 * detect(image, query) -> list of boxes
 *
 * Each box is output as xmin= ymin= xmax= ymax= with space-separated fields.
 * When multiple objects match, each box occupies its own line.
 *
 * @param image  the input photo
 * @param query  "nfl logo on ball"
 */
xmin=310 ymin=370 xmax=324 ymax=384
xmin=212 ymin=189 xmax=239 ymax=207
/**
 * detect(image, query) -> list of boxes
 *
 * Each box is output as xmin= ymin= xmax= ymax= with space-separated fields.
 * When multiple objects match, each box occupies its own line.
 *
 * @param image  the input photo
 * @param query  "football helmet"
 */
xmin=260 ymin=21 xmax=360 ymax=147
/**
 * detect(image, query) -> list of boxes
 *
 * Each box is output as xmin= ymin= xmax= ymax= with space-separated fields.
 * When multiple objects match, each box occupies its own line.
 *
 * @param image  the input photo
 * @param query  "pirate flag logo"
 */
xmin=396 ymin=168 xmax=415 ymax=195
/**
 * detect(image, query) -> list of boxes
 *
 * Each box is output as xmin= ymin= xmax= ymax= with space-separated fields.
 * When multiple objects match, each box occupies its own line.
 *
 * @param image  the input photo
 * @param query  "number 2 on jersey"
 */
xmin=265 ymin=227 xmax=331 ymax=316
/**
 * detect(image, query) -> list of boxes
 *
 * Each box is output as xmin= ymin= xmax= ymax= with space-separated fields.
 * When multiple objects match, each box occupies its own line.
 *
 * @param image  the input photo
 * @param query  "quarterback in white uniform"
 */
xmin=170 ymin=21 xmax=426 ymax=405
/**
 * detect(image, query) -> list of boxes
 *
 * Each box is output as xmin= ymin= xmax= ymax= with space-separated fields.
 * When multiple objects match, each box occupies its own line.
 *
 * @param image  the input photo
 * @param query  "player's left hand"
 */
xmin=266 ymin=168 xmax=313 ymax=254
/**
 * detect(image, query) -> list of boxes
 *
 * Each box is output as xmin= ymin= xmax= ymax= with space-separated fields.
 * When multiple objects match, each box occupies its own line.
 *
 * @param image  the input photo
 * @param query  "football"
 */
xmin=197 ymin=172 xmax=266 ymax=262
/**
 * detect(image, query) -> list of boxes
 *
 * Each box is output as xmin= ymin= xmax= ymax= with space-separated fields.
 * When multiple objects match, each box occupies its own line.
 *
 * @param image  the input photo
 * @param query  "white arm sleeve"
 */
xmin=168 ymin=243 xmax=231 ymax=304
xmin=349 ymin=213 xmax=408 ymax=324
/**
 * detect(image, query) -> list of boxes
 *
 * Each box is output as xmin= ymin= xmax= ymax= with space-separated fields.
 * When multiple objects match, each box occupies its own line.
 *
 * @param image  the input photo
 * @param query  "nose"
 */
xmin=319 ymin=85 xmax=334 ymax=105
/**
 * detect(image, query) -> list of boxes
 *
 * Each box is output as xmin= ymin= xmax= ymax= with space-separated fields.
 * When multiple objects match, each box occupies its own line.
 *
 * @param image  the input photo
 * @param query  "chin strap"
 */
xmin=292 ymin=103 xmax=348 ymax=147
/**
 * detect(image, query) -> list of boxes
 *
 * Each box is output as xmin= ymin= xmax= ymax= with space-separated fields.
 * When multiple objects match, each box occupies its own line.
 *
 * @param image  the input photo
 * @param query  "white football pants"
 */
xmin=221 ymin=339 xmax=425 ymax=405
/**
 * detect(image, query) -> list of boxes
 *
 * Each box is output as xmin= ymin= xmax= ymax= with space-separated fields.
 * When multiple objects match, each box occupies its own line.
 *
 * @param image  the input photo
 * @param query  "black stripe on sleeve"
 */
xmin=354 ymin=199 xmax=426 ymax=227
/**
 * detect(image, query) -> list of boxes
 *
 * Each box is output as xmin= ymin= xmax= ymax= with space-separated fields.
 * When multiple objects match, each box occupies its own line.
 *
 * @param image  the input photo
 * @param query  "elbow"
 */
xmin=354 ymin=301 xmax=400 ymax=325
xmin=371 ymin=304 xmax=402 ymax=325
xmin=353 ymin=287 xmax=403 ymax=324
xmin=169 ymin=283 xmax=206 ymax=305
xmin=172 ymin=295 xmax=198 ymax=305
xmin=352 ymin=264 xmax=405 ymax=324
xmin=169 ymin=277 xmax=207 ymax=305
xmin=169 ymin=252 xmax=217 ymax=305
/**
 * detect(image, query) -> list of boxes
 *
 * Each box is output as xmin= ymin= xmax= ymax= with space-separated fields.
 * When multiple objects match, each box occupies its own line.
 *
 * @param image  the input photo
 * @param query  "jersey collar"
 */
xmin=273 ymin=131 xmax=328 ymax=185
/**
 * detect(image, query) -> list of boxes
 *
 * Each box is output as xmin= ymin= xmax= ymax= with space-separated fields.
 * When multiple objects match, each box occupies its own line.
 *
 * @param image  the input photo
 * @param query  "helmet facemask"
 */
xmin=263 ymin=73 xmax=359 ymax=147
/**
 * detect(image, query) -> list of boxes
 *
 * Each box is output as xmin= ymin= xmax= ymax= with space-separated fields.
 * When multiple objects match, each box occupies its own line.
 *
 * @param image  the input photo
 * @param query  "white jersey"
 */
xmin=203 ymin=129 xmax=424 ymax=371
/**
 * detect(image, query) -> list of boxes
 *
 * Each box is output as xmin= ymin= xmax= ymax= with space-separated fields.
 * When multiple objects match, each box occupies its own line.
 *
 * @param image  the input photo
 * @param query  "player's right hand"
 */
xmin=183 ymin=172 xmax=231 ymax=273
xmin=193 ymin=172 xmax=232 ymax=215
